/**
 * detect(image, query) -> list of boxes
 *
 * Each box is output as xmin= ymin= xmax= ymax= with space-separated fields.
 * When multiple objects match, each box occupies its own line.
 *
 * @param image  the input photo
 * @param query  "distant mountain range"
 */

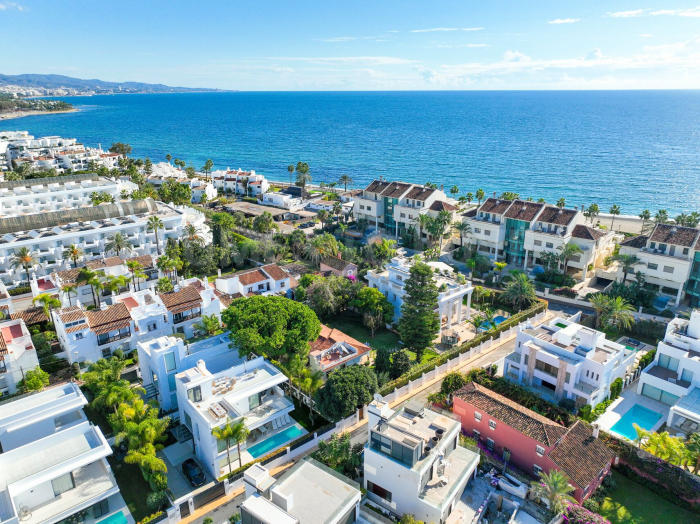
xmin=0 ymin=74 xmax=223 ymax=95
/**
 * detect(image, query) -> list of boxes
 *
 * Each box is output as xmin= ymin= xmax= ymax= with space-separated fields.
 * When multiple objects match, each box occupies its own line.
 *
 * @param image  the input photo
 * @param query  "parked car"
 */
xmin=182 ymin=458 xmax=206 ymax=487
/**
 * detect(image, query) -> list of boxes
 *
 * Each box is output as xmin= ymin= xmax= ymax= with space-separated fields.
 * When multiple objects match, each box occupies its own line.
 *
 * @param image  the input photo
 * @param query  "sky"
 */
xmin=2 ymin=0 xmax=700 ymax=90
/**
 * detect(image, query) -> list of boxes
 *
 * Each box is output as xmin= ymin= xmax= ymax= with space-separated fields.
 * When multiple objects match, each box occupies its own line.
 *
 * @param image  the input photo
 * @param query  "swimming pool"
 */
xmin=246 ymin=425 xmax=306 ymax=458
xmin=609 ymin=404 xmax=663 ymax=440
xmin=480 ymin=316 xmax=507 ymax=330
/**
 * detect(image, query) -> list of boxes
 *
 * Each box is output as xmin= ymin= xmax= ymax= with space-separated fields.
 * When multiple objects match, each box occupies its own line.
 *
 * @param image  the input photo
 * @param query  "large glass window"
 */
xmin=52 ymin=472 xmax=75 ymax=497
xmin=641 ymin=383 xmax=681 ymax=406
xmin=248 ymin=392 xmax=262 ymax=411
xmin=658 ymin=354 xmax=680 ymax=372
xmin=164 ymin=352 xmax=176 ymax=372
xmin=187 ymin=386 xmax=202 ymax=403
xmin=681 ymin=369 xmax=694 ymax=383
xmin=367 ymin=481 xmax=392 ymax=503
xmin=91 ymin=499 xmax=109 ymax=518
xmin=167 ymin=373 xmax=176 ymax=392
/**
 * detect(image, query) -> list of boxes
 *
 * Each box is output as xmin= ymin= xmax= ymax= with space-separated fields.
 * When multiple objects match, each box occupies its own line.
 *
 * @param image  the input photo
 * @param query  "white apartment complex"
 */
xmin=504 ymin=316 xmax=637 ymax=406
xmin=365 ymin=253 xmax=473 ymax=325
xmin=637 ymin=310 xmax=700 ymax=434
xmin=241 ymin=458 xmax=361 ymax=524
xmin=175 ymin=353 xmax=298 ymax=479
xmin=211 ymin=169 xmax=269 ymax=196
xmin=0 ymin=317 xmax=40 ymax=395
xmin=364 ymin=399 xmax=480 ymax=524
xmin=0 ymin=383 xmax=133 ymax=524
xmin=145 ymin=162 xmax=217 ymax=203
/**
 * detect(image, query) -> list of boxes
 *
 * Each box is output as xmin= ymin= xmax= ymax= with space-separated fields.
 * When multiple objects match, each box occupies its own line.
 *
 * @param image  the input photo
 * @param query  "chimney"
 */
xmin=196 ymin=359 xmax=207 ymax=374
xmin=592 ymin=425 xmax=600 ymax=439
xmin=440 ymin=184 xmax=444 ymax=191
xmin=272 ymin=489 xmax=293 ymax=511
xmin=493 ymin=191 xmax=497 ymax=197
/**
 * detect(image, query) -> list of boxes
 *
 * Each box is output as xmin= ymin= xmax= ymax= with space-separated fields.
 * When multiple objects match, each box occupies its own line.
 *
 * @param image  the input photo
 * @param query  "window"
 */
xmin=360 ymin=205 xmax=365 ymax=210
xmin=486 ymin=438 xmax=495 ymax=451
xmin=489 ymin=420 xmax=497 ymax=430
xmin=536 ymin=445 xmax=545 ymax=457
xmin=474 ymin=227 xmax=481 ymax=234
xmin=681 ymin=368 xmax=694 ymax=383
xmin=659 ymin=353 xmax=680 ymax=372
xmin=534 ymin=464 xmax=543 ymax=476
xmin=663 ymin=266 xmax=674 ymax=274
xmin=75 ymin=333 xmax=84 ymax=340
xmin=164 ymin=352 xmax=176 ymax=372
xmin=280 ymin=282 xmax=285 ymax=288
xmin=659 ymin=243 xmax=667 ymax=252
xmin=367 ymin=207 xmax=372 ymax=212
xmin=247 ymin=287 xmax=253 ymax=293
xmin=534 ymin=240 xmax=542 ymax=246
xmin=683 ymin=248 xmax=689 ymax=255
xmin=147 ymin=322 xmax=157 ymax=332
xmin=400 ymin=213 xmax=405 ymax=218
xmin=647 ymin=263 xmax=658 ymax=270
xmin=184 ymin=410 xmax=193 ymax=430
xmin=546 ymin=242 xmax=554 ymax=249
xmin=102 ymin=347 xmax=111 ymax=358
xmin=167 ymin=373 xmax=176 ymax=392
xmin=248 ymin=392 xmax=262 ymax=410
xmin=565 ymin=372 xmax=571 ymax=383
xmin=91 ymin=499 xmax=110 ymax=519
xmin=485 ymin=229 xmax=491 ymax=236
xmin=474 ymin=412 xmax=482 ymax=421
xmin=473 ymin=429 xmax=481 ymax=440
xmin=524 ymin=354 xmax=529 ymax=366
xmin=367 ymin=481 xmax=392 ymax=503
xmin=187 ymin=386 xmax=202 ymax=403
xmin=52 ymin=472 xmax=75 ymax=496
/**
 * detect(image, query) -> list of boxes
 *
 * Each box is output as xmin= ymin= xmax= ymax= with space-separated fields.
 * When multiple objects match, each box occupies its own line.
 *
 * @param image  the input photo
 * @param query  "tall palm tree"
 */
xmin=62 ymin=244 xmax=84 ymax=269
xmin=611 ymin=253 xmax=642 ymax=284
xmin=604 ymin=296 xmax=635 ymax=331
xmin=212 ymin=421 xmax=236 ymax=475
xmin=230 ymin=418 xmax=250 ymax=469
xmin=77 ymin=268 xmax=102 ymax=307
xmin=296 ymin=162 xmax=311 ymax=191
xmin=414 ymin=213 xmax=432 ymax=247
xmin=287 ymin=164 xmax=295 ymax=185
xmin=202 ymin=159 xmax=214 ymax=180
xmin=556 ymin=198 xmax=566 ymax=208
xmin=332 ymin=201 xmax=343 ymax=222
xmin=465 ymin=192 xmax=474 ymax=205
xmin=609 ymin=204 xmax=621 ymax=231
xmin=317 ymin=210 xmax=329 ymax=230
xmin=338 ymin=174 xmax=353 ymax=191
xmin=10 ymin=247 xmax=36 ymax=286
xmin=435 ymin=210 xmax=453 ymax=251
xmin=182 ymin=223 xmax=204 ymax=246
xmin=632 ymin=423 xmax=649 ymax=449
xmin=501 ymin=272 xmax=537 ymax=311
xmin=125 ymin=260 xmax=144 ymax=290
xmin=639 ymin=209 xmax=651 ymax=234
xmin=530 ymin=470 xmax=576 ymax=516
xmin=493 ymin=261 xmax=507 ymax=285
xmin=453 ymin=221 xmax=472 ymax=247
xmin=304 ymin=235 xmax=337 ymax=266
xmin=556 ymin=241 xmax=584 ymax=275
xmin=155 ymin=277 xmax=174 ymax=294
xmin=104 ymin=275 xmax=129 ymax=297
xmin=147 ymin=216 xmax=165 ymax=255
xmin=586 ymin=203 xmax=600 ymax=222
xmin=32 ymin=293 xmax=61 ymax=324
xmin=475 ymin=188 xmax=485 ymax=207
xmin=105 ymin=233 xmax=133 ymax=257
xmin=62 ymin=284 xmax=77 ymax=307
xmin=654 ymin=209 xmax=669 ymax=225
xmin=450 ymin=185 xmax=459 ymax=198
xmin=588 ymin=293 xmax=611 ymax=329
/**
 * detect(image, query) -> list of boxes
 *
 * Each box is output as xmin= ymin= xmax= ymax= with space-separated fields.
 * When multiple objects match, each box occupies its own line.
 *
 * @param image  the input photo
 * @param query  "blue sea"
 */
xmin=10 ymin=91 xmax=700 ymax=214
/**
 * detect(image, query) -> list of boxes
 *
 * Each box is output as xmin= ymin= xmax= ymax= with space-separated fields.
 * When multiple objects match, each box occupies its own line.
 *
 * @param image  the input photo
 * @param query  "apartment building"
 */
xmin=0 ymin=383 xmax=133 ymax=524
xmin=366 ymin=253 xmax=473 ymax=325
xmin=146 ymin=162 xmax=217 ymax=203
xmin=0 ymin=174 xmax=135 ymax=217
xmin=175 ymin=354 xmax=298 ymax=478
xmin=636 ymin=311 xmax=700 ymax=434
xmin=1 ymin=132 xmax=78 ymax=172
xmin=0 ymin=199 xmax=206 ymax=285
xmin=213 ymin=263 xmax=291 ymax=298
xmin=211 ymin=169 xmax=269 ymax=196
xmin=454 ymin=382 xmax=614 ymax=503
xmin=504 ymin=316 xmax=637 ymax=406
xmin=618 ymin=223 xmax=700 ymax=306
xmin=0 ymin=317 xmax=40 ymax=395
xmin=241 ymin=458 xmax=361 ymax=524
xmin=364 ymin=399 xmax=480 ymax=523
xmin=352 ymin=180 xmax=452 ymax=237
xmin=308 ymin=324 xmax=370 ymax=379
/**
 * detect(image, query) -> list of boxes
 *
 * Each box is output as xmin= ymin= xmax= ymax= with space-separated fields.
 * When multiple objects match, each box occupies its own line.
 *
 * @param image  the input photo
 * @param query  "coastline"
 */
xmin=0 ymin=108 xmax=79 ymax=121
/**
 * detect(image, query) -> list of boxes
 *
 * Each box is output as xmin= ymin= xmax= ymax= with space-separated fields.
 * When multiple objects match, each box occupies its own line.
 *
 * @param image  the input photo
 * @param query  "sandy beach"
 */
xmin=0 ymin=108 xmax=79 ymax=121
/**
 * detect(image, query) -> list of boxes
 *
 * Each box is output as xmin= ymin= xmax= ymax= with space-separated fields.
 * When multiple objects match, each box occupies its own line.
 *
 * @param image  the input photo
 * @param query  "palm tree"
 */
xmin=317 ymin=210 xmax=329 ymax=230
xmin=32 ymin=293 xmax=61 ymax=323
xmin=643 ymin=431 xmax=685 ymax=465
xmin=62 ymin=284 xmax=77 ymax=307
xmin=639 ymin=209 xmax=651 ymax=234
xmin=287 ymin=164 xmax=295 ymax=185
xmin=589 ymin=293 xmax=611 ymax=329
xmin=611 ymin=253 xmax=642 ymax=284
xmin=147 ymin=216 xmax=165 ymax=255
xmin=166 ymin=154 xmax=172 ymax=164
xmin=10 ymin=247 xmax=36 ymax=286
xmin=467 ymin=314 xmax=485 ymax=334
xmin=332 ymin=201 xmax=343 ymax=222
xmin=654 ymin=209 xmax=669 ymax=225
xmin=194 ymin=314 xmax=221 ymax=336
xmin=450 ymin=185 xmax=459 ymax=198
xmin=632 ymin=423 xmax=649 ymax=449
xmin=556 ymin=241 xmax=584 ymax=275
xmin=586 ymin=203 xmax=600 ymax=222
xmin=609 ymin=204 xmax=621 ymax=231
xmin=604 ymin=296 xmax=635 ymax=331
xmin=453 ymin=222 xmax=472 ymax=247
xmin=77 ymin=268 xmax=102 ymax=307
xmin=230 ymin=418 xmax=250 ymax=469
xmin=685 ymin=433 xmax=700 ymax=473
xmin=105 ymin=233 xmax=133 ymax=257
xmin=296 ymin=162 xmax=311 ymax=191
xmin=465 ymin=258 xmax=477 ymax=277
xmin=493 ymin=261 xmax=507 ymax=285
xmin=530 ymin=470 xmax=576 ymax=516
xmin=125 ymin=260 xmax=144 ymax=290
xmin=465 ymin=192 xmax=474 ymax=205
xmin=202 ymin=159 xmax=214 ymax=180
xmin=338 ymin=174 xmax=353 ymax=191
xmin=62 ymin=244 xmax=84 ymax=269
xmin=414 ymin=213 xmax=432 ymax=247
xmin=182 ymin=223 xmax=204 ymax=246
xmin=556 ymin=198 xmax=566 ymax=208
xmin=104 ymin=275 xmax=129 ymax=297
xmin=475 ymin=188 xmax=485 ymax=207
xmin=212 ymin=421 xmax=236 ymax=475
xmin=304 ymin=235 xmax=337 ymax=267
xmin=435 ymin=210 xmax=453 ymax=251
xmin=501 ymin=272 xmax=537 ymax=311
xmin=155 ymin=277 xmax=174 ymax=294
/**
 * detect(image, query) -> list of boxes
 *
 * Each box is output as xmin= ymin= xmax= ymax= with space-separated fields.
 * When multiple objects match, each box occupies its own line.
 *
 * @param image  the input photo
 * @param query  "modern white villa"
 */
xmin=175 ymin=352 xmax=301 ymax=479
xmin=365 ymin=253 xmax=473 ymax=326
xmin=0 ymin=383 xmax=133 ymax=524
xmin=0 ymin=317 xmax=40 ymax=395
xmin=504 ymin=315 xmax=637 ymax=407
xmin=364 ymin=399 xmax=480 ymax=524
xmin=211 ymin=169 xmax=269 ymax=196
xmin=241 ymin=458 xmax=361 ymax=524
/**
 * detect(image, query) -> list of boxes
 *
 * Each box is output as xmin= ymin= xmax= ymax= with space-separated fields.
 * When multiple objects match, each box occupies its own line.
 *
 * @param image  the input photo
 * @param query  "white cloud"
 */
xmin=503 ymin=50 xmax=531 ymax=62
xmin=586 ymin=48 xmax=603 ymax=60
xmin=434 ymin=43 xmax=490 ymax=49
xmin=0 ymin=2 xmax=26 ymax=11
xmin=607 ymin=9 xmax=645 ymax=18
xmin=548 ymin=18 xmax=581 ymax=24
xmin=267 ymin=56 xmax=419 ymax=66
xmin=319 ymin=37 xmax=357 ymax=42
xmin=651 ymin=6 xmax=700 ymax=17
xmin=411 ymin=27 xmax=460 ymax=33
xmin=462 ymin=27 xmax=484 ymax=31
xmin=467 ymin=44 xmax=489 ymax=48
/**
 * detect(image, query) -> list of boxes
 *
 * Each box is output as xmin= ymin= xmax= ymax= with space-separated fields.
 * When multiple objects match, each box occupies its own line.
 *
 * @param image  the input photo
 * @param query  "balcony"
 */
xmin=173 ymin=311 xmax=201 ymax=324
xmin=573 ymin=381 xmax=599 ymax=396
xmin=97 ymin=330 xmax=131 ymax=346
xmin=644 ymin=365 xmax=691 ymax=389
xmin=534 ymin=363 xmax=559 ymax=378
xmin=505 ymin=352 xmax=522 ymax=363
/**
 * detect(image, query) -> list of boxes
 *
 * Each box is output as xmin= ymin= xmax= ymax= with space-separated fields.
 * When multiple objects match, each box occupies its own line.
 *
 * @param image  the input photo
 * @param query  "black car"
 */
xmin=182 ymin=458 xmax=206 ymax=487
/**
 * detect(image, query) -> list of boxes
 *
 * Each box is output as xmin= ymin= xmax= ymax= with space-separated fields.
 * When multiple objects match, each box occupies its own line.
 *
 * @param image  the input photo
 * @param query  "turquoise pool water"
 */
xmin=610 ymin=404 xmax=663 ymax=440
xmin=247 ymin=425 xmax=306 ymax=458
xmin=480 ymin=316 xmax=507 ymax=330
xmin=98 ymin=512 xmax=126 ymax=524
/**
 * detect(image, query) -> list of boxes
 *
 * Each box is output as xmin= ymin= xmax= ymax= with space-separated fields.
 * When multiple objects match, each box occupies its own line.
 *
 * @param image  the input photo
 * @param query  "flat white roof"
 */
xmin=0 ymin=383 xmax=86 ymax=433
xmin=242 ymin=494 xmax=297 ymax=524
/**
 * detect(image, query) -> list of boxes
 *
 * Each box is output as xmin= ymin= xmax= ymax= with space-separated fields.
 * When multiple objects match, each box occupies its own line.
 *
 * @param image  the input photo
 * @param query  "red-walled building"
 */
xmin=454 ymin=382 xmax=614 ymax=502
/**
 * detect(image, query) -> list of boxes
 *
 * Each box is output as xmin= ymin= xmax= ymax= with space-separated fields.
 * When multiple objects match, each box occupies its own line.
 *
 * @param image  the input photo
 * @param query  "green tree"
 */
xmin=22 ymin=368 xmax=49 ymax=392
xmin=501 ymin=272 xmax=537 ymax=311
xmin=390 ymin=350 xmax=412 ymax=379
xmin=556 ymin=241 xmax=583 ymax=275
xmin=398 ymin=262 xmax=440 ymax=362
xmin=453 ymin=221 xmax=471 ymax=247
xmin=475 ymin=188 xmax=485 ymax=206
xmin=556 ymin=198 xmax=566 ymax=208
xmin=155 ymin=277 xmax=174 ymax=293
xmin=441 ymin=371 xmax=467 ymax=398
xmin=194 ymin=314 xmax=221 ymax=336
xmin=77 ymin=268 xmax=102 ymax=307
xmin=586 ymin=203 xmax=600 ymax=222
xmin=295 ymin=162 xmax=311 ymax=190
xmin=62 ymin=244 xmax=84 ymax=269
xmin=147 ymin=216 xmax=165 ymax=255
xmin=10 ymin=247 xmax=36 ymax=286
xmin=493 ymin=261 xmax=507 ymax=285
xmin=109 ymin=143 xmax=132 ymax=155
xmin=638 ymin=209 xmax=651 ymax=233
xmin=375 ymin=346 xmax=392 ymax=376
xmin=32 ymin=293 xmax=61 ymax=323
xmin=304 ymin=233 xmax=338 ymax=267
xmin=609 ymin=204 xmax=621 ymax=230
xmin=611 ymin=253 xmax=642 ymax=284
xmin=603 ymin=296 xmax=635 ymax=331
xmin=105 ymin=233 xmax=133 ymax=256
xmin=126 ymin=260 xmax=144 ymax=290
xmin=202 ymin=159 xmax=214 ymax=180
xmin=315 ymin=365 xmax=378 ymax=422
xmin=450 ymin=185 xmax=459 ymax=197
xmin=252 ymin=211 xmax=275 ymax=233
xmin=287 ymin=164 xmax=295 ymax=185
xmin=338 ymin=174 xmax=353 ymax=191
xmin=62 ymin=284 xmax=78 ymax=307
xmin=530 ymin=470 xmax=576 ymax=517
xmin=589 ymin=293 xmax=611 ymax=329
xmin=465 ymin=192 xmax=474 ymax=204
xmin=351 ymin=287 xmax=394 ymax=337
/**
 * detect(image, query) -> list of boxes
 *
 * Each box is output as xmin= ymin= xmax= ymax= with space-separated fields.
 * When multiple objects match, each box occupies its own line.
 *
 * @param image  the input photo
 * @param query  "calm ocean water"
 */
xmin=10 ymin=91 xmax=700 ymax=214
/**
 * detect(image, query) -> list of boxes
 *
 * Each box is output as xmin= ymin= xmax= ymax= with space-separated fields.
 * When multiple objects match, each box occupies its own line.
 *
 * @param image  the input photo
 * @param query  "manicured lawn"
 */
xmin=324 ymin=315 xmax=401 ymax=352
xmin=83 ymin=404 xmax=114 ymax=436
xmin=405 ymin=348 xmax=440 ymax=364
xmin=290 ymin=398 xmax=329 ymax=432
xmin=598 ymin=473 xmax=700 ymax=524
xmin=107 ymin=456 xmax=152 ymax=522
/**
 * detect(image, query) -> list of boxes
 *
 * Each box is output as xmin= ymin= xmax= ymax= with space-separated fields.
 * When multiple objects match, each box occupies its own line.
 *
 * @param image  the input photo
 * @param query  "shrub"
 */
xmin=565 ymin=504 xmax=609 ymax=523
xmin=558 ymin=398 xmax=576 ymax=412
xmin=578 ymin=404 xmax=592 ymax=422
xmin=113 ymin=348 xmax=124 ymax=360
xmin=552 ymin=287 xmax=577 ymax=298
xmin=146 ymin=491 xmax=169 ymax=510
xmin=658 ymin=309 xmax=675 ymax=319
xmin=137 ymin=513 xmax=165 ymax=524
xmin=8 ymin=285 xmax=31 ymax=296
xmin=582 ymin=498 xmax=600 ymax=513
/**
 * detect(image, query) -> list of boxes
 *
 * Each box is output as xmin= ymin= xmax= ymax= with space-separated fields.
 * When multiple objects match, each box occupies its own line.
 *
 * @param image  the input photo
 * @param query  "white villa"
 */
xmin=504 ymin=315 xmax=637 ymax=407
xmin=213 ymin=264 xmax=291 ymax=299
xmin=241 ymin=458 xmax=361 ymax=524
xmin=0 ymin=383 xmax=133 ymax=524
xmin=365 ymin=254 xmax=473 ymax=326
xmin=211 ymin=169 xmax=269 ymax=196
xmin=175 ymin=353 xmax=301 ymax=479
xmin=260 ymin=192 xmax=304 ymax=211
xmin=0 ymin=317 xmax=40 ymax=395
xmin=364 ymin=399 xmax=480 ymax=524
xmin=145 ymin=162 xmax=217 ymax=203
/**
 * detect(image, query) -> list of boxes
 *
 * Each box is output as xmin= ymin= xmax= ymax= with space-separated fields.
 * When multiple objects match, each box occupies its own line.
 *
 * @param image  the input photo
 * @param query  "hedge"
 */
xmin=8 ymin=285 xmax=31 ymax=296
xmin=379 ymin=298 xmax=547 ymax=396
xmin=230 ymin=232 xmax=250 ymax=244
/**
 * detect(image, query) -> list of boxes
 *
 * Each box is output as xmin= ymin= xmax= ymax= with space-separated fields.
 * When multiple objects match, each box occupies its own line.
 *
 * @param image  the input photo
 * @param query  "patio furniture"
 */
xmin=258 ymin=425 xmax=269 ymax=435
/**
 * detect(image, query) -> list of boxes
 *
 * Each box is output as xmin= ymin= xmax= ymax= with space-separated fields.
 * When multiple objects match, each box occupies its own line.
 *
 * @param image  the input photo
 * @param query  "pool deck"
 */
xmin=598 ymin=387 xmax=669 ymax=439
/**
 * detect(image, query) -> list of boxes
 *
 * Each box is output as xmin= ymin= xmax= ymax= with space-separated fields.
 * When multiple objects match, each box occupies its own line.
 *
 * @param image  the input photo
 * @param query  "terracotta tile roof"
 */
xmin=572 ymin=225 xmax=607 ymax=241
xmin=364 ymin=180 xmax=392 ymax=194
xmin=620 ymin=235 xmax=649 ymax=249
xmin=280 ymin=263 xmax=310 ymax=277
xmin=455 ymin=382 xmax=568 ymax=446
xmin=503 ymin=200 xmax=545 ymax=222
xmin=159 ymin=286 xmax=202 ymax=314
xmin=218 ymin=267 xmax=269 ymax=285
xmin=536 ymin=206 xmax=578 ymax=226
xmin=125 ymin=254 xmax=155 ymax=269
xmin=261 ymin=264 xmax=289 ymax=281
xmin=462 ymin=208 xmax=477 ymax=218
xmin=54 ymin=257 xmax=124 ymax=284
xmin=0 ymin=331 xmax=6 ymax=354
xmin=310 ymin=324 xmax=370 ymax=367
xmin=649 ymin=223 xmax=699 ymax=248
xmin=429 ymin=201 xmax=458 ymax=212
xmin=85 ymin=303 xmax=132 ymax=335
xmin=321 ymin=256 xmax=353 ymax=271
xmin=405 ymin=186 xmax=436 ymax=201
xmin=10 ymin=307 xmax=48 ymax=326
xmin=58 ymin=306 xmax=86 ymax=323
xmin=478 ymin=198 xmax=513 ymax=215
xmin=548 ymin=421 xmax=614 ymax=489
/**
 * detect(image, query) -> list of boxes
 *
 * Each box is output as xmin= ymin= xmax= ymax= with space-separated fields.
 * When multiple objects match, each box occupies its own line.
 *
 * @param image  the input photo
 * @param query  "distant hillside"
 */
xmin=0 ymin=73 xmax=222 ymax=94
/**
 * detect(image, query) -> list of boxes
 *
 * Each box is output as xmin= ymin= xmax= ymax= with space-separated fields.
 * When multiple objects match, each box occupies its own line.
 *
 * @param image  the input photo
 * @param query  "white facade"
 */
xmin=0 ymin=318 xmax=40 ymax=395
xmin=504 ymin=316 xmax=637 ymax=406
xmin=214 ymin=264 xmax=291 ymax=298
xmin=260 ymin=192 xmax=304 ymax=211
xmin=365 ymin=254 xmax=473 ymax=326
xmin=211 ymin=169 xmax=269 ymax=196
xmin=0 ymin=383 xmax=133 ymax=524
xmin=146 ymin=163 xmax=218 ymax=203
xmin=175 ymin=354 xmax=296 ymax=479
xmin=364 ymin=399 xmax=479 ymax=523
